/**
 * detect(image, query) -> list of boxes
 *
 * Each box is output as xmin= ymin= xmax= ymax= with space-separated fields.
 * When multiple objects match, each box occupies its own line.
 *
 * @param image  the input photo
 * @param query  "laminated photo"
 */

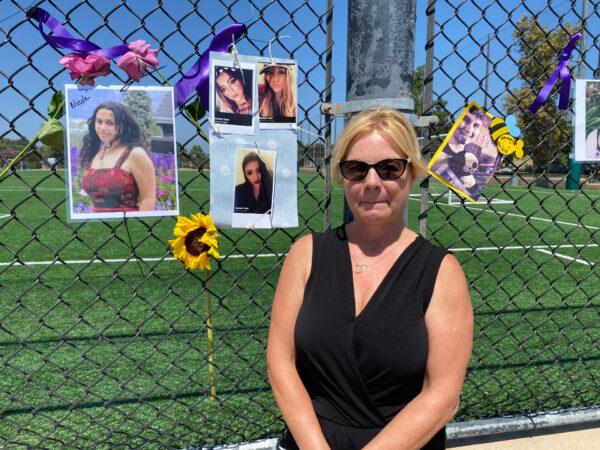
xmin=428 ymin=102 xmax=503 ymax=203
xmin=574 ymin=79 xmax=600 ymax=162
xmin=65 ymin=84 xmax=179 ymax=220
xmin=258 ymin=61 xmax=298 ymax=129
xmin=232 ymin=148 xmax=276 ymax=228
xmin=210 ymin=53 xmax=257 ymax=135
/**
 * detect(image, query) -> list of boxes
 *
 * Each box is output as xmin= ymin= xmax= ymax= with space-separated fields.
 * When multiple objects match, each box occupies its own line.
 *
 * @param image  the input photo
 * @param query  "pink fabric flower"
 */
xmin=58 ymin=53 xmax=110 ymax=86
xmin=117 ymin=39 xmax=159 ymax=82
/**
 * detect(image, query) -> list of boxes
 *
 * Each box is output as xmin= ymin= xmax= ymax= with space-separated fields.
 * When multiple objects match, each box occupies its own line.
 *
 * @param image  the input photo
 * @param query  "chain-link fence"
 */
xmin=1 ymin=0 xmax=599 ymax=448
xmin=1 ymin=0 xmax=333 ymax=447
xmin=422 ymin=0 xmax=600 ymax=430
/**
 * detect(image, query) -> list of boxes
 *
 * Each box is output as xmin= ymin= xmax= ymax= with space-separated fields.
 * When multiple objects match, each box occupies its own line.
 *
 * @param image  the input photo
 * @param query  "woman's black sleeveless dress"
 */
xmin=280 ymin=226 xmax=448 ymax=450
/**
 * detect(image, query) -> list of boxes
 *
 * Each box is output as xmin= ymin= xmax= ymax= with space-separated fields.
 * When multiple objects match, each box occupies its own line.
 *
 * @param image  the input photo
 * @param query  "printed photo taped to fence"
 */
xmin=232 ymin=147 xmax=276 ymax=228
xmin=258 ymin=60 xmax=298 ymax=129
xmin=575 ymin=79 xmax=600 ymax=162
xmin=210 ymin=54 xmax=256 ymax=135
xmin=65 ymin=84 xmax=180 ymax=221
xmin=428 ymin=102 xmax=503 ymax=203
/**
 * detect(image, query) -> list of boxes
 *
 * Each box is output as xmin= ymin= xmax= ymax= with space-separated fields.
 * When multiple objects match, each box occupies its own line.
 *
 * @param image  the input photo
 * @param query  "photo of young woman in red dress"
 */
xmin=66 ymin=85 xmax=179 ymax=220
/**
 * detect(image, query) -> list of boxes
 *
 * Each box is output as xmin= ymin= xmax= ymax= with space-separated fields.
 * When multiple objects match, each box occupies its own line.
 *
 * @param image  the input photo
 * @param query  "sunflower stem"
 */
xmin=205 ymin=275 xmax=217 ymax=400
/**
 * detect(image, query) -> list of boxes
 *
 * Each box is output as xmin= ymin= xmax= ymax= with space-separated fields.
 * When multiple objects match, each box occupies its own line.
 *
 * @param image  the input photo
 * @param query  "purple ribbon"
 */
xmin=27 ymin=7 xmax=129 ymax=59
xmin=174 ymin=23 xmax=246 ymax=109
xmin=529 ymin=31 xmax=582 ymax=114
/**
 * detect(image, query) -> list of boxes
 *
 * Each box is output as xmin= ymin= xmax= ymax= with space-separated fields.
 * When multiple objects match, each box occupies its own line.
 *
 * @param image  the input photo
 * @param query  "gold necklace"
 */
xmin=349 ymin=233 xmax=406 ymax=274
xmin=99 ymin=141 xmax=119 ymax=160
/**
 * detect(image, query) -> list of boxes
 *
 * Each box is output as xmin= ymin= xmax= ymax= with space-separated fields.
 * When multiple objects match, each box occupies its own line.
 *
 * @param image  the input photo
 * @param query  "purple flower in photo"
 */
xmin=165 ymin=199 xmax=173 ymax=208
xmin=70 ymin=147 xmax=80 ymax=177
xmin=160 ymin=174 xmax=173 ymax=183
xmin=74 ymin=200 xmax=85 ymax=213
xmin=151 ymin=152 xmax=175 ymax=171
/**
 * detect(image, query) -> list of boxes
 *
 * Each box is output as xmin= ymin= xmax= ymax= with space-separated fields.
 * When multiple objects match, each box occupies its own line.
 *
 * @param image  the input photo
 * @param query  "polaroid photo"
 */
xmin=258 ymin=60 xmax=298 ymax=129
xmin=210 ymin=53 xmax=256 ymax=135
xmin=428 ymin=101 xmax=503 ymax=203
xmin=574 ymin=79 xmax=600 ymax=162
xmin=65 ymin=84 xmax=180 ymax=220
xmin=231 ymin=147 xmax=276 ymax=228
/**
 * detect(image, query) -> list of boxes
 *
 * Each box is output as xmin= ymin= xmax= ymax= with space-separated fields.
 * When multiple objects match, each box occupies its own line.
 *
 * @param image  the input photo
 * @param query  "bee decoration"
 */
xmin=489 ymin=115 xmax=524 ymax=158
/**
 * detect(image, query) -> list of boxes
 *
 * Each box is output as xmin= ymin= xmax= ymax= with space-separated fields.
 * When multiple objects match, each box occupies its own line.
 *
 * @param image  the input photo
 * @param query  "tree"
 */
xmin=124 ymin=91 xmax=161 ymax=147
xmin=180 ymin=143 xmax=208 ymax=169
xmin=413 ymin=65 xmax=452 ymax=137
xmin=503 ymin=17 xmax=577 ymax=183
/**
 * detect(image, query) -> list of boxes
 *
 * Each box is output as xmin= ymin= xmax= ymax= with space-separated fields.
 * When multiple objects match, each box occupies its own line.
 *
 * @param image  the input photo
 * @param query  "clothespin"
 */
xmin=290 ymin=123 xmax=321 ymax=139
xmin=231 ymin=34 xmax=240 ymax=67
xmin=247 ymin=208 xmax=273 ymax=229
xmin=267 ymin=35 xmax=291 ymax=65
xmin=208 ymin=118 xmax=223 ymax=136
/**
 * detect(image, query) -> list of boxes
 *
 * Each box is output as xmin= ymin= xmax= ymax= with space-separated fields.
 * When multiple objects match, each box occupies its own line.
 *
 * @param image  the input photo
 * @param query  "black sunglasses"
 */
xmin=338 ymin=158 xmax=411 ymax=181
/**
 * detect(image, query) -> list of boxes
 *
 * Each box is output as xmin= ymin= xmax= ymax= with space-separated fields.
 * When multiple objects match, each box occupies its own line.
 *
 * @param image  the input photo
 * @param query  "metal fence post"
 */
xmin=419 ymin=0 xmax=436 ymax=237
xmin=345 ymin=0 xmax=417 ymax=224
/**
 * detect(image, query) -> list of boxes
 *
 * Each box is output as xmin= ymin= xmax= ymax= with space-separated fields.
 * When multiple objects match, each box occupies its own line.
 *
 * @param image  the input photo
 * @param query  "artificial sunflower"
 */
xmin=169 ymin=212 xmax=220 ymax=399
xmin=169 ymin=213 xmax=219 ymax=270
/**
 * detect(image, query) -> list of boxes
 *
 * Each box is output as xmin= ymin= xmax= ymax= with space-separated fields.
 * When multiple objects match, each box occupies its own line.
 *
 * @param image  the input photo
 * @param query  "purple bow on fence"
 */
xmin=529 ymin=31 xmax=582 ymax=114
xmin=26 ymin=7 xmax=129 ymax=59
xmin=174 ymin=23 xmax=246 ymax=110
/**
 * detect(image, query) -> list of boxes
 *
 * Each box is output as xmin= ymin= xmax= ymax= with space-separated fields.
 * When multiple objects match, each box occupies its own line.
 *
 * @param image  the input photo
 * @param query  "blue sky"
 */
xmin=1 ymin=0 xmax=598 ymax=144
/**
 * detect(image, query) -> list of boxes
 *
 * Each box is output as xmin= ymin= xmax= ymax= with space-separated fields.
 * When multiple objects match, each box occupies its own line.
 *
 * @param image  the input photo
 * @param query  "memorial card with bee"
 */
xmin=574 ymin=79 xmax=600 ymax=162
xmin=428 ymin=101 xmax=523 ymax=203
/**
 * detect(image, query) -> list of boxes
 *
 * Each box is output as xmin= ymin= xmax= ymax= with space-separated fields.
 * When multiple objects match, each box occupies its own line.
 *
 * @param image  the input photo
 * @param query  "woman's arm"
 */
xmin=266 ymin=235 xmax=330 ymax=450
xmin=364 ymin=254 xmax=473 ymax=450
xmin=127 ymin=147 xmax=156 ymax=211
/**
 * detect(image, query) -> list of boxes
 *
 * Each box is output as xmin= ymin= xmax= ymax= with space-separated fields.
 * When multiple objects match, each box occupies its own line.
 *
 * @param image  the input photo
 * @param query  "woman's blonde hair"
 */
xmin=259 ymin=65 xmax=297 ymax=118
xmin=332 ymin=108 xmax=427 ymax=183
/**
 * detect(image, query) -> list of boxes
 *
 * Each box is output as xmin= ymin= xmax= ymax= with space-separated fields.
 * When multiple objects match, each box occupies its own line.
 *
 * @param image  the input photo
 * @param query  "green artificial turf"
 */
xmin=0 ymin=170 xmax=598 ymax=448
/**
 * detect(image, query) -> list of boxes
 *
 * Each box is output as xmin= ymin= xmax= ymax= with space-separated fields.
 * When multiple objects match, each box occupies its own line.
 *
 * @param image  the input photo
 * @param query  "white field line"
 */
xmin=0 ymin=214 xmax=9 ymax=219
xmin=450 ymin=243 xmax=599 ymax=252
xmin=463 ymin=205 xmax=600 ymax=231
xmin=535 ymin=248 xmax=593 ymax=266
xmin=0 ymin=187 xmax=65 ymax=191
xmin=409 ymin=197 xmax=600 ymax=230
xmin=1 ymin=243 xmax=598 ymax=267
xmin=426 ymin=184 xmax=600 ymax=197
xmin=0 ymin=253 xmax=285 ymax=267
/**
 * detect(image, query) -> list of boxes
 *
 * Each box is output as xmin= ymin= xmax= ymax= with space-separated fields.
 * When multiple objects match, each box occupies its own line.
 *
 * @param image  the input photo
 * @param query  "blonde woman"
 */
xmin=259 ymin=64 xmax=296 ymax=121
xmin=267 ymin=109 xmax=473 ymax=449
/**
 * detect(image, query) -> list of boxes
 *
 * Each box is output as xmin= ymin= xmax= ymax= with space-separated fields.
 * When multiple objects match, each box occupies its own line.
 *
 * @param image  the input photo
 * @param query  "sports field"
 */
xmin=0 ymin=170 xmax=599 ymax=448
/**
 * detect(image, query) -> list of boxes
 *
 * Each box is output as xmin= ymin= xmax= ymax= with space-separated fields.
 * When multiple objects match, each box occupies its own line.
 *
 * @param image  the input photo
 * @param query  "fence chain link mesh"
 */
xmin=424 ymin=0 xmax=599 ymax=424
xmin=0 ymin=0 xmax=332 ymax=447
xmin=1 ymin=0 xmax=599 ymax=448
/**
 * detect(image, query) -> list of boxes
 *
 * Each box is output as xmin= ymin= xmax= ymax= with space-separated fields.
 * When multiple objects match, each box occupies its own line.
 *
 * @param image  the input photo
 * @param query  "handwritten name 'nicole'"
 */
xmin=70 ymin=96 xmax=91 ymax=109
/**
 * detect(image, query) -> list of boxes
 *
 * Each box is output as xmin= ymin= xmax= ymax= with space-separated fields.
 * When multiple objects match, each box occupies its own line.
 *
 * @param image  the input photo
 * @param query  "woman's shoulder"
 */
xmin=121 ymin=146 xmax=153 ymax=172
xmin=285 ymin=227 xmax=346 ymax=267
xmin=282 ymin=234 xmax=313 ymax=283
xmin=288 ymin=233 xmax=313 ymax=257
xmin=410 ymin=234 xmax=457 ymax=279
xmin=127 ymin=146 xmax=148 ymax=157
xmin=413 ymin=233 xmax=447 ymax=253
